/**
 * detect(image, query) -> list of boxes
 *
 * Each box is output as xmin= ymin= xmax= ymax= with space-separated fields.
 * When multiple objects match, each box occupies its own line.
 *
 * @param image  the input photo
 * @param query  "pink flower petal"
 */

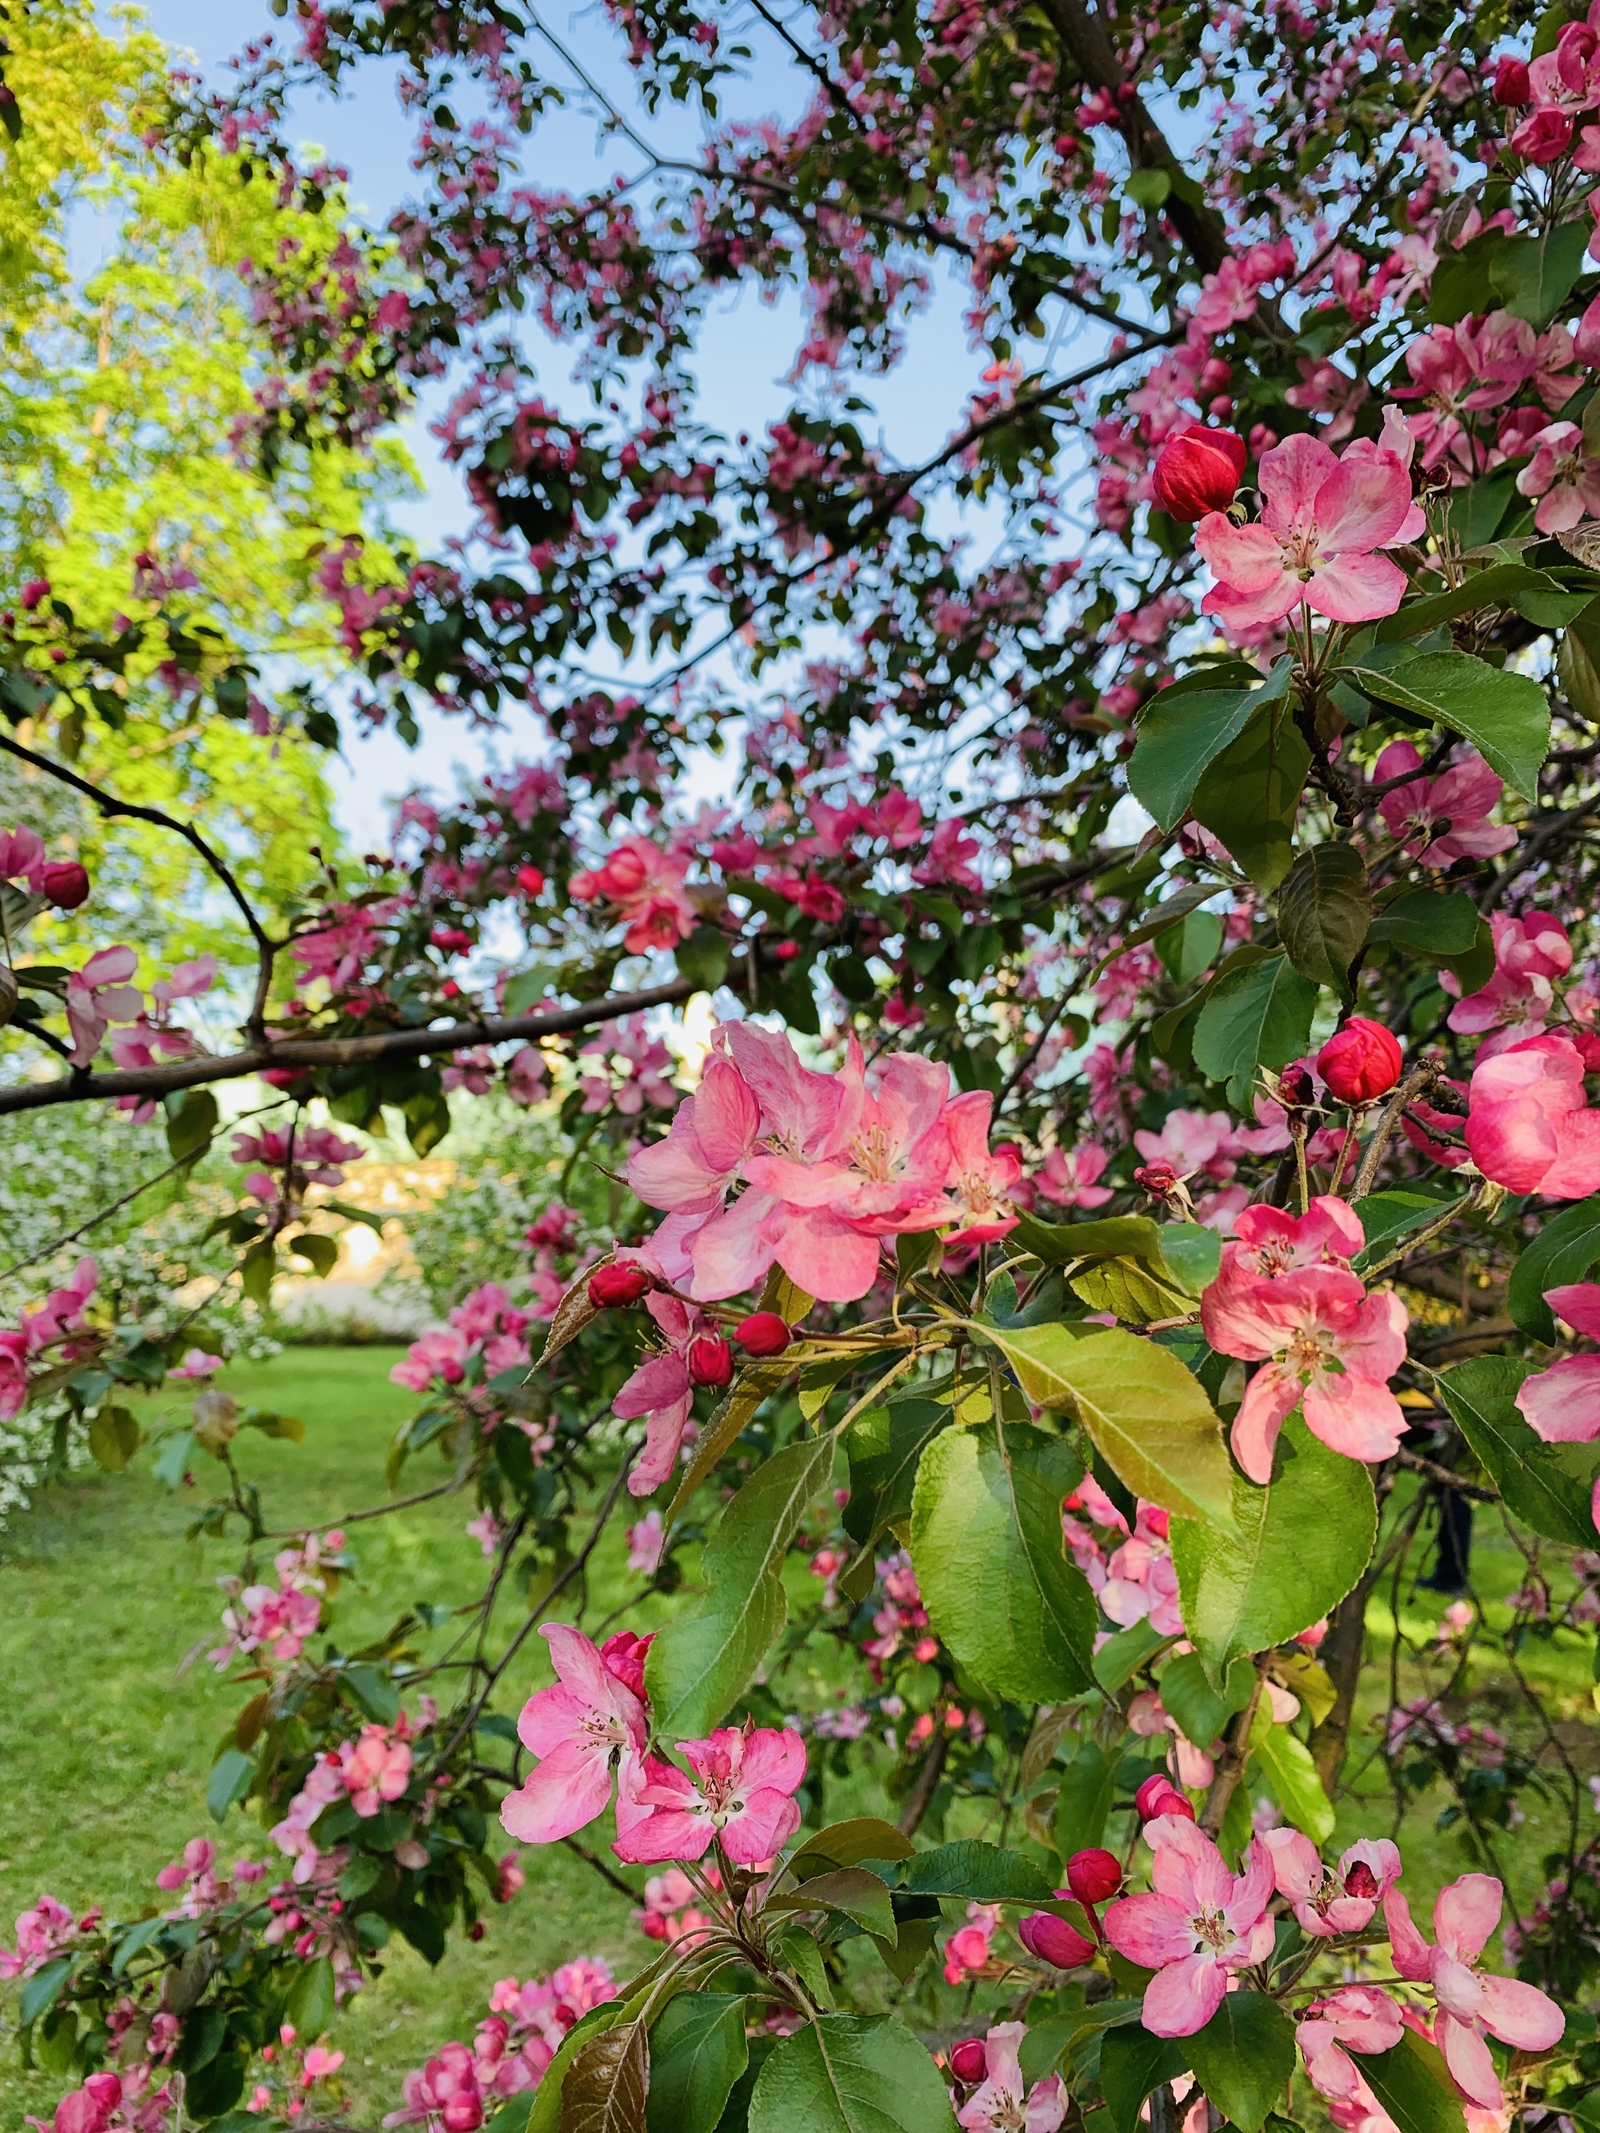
xmin=1435 ymin=1875 xmax=1504 ymax=1965
xmin=1515 ymin=1354 xmax=1600 ymax=1444
xmin=1303 ymin=550 xmax=1409 ymax=624
xmin=1477 ymin=1974 xmax=1565 ymax=2052
xmin=498 ymin=1738 xmax=615 ymax=1844
xmin=1438 ymin=2014 xmax=1504 ymax=2111
xmin=1142 ymin=1950 xmax=1229 ymax=2038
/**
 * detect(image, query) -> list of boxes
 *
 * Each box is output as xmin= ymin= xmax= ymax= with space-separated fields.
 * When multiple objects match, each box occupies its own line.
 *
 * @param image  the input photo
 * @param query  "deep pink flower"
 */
xmin=941 ymin=1089 xmax=1021 ymax=1243
xmin=382 ymin=2043 xmax=483 ymax=2133
xmin=499 ymin=1625 xmax=647 ymax=1846
xmin=1211 ymin=1245 xmax=1408 ymax=1484
xmin=1262 ymin=1830 xmax=1401 ymax=1936
xmin=1447 ymin=912 xmax=1572 ymax=1038
xmin=1194 ymin=433 xmax=1412 ymax=629
xmin=570 ymin=837 xmax=696 ymax=953
xmin=1517 ymin=420 xmax=1600 ymax=531
xmin=338 ymin=1726 xmax=412 ymax=1817
xmin=1384 ymin=1876 xmax=1564 ymax=2107
xmin=1151 ymin=425 xmax=1247 ymax=521
xmin=1374 ymin=741 xmax=1515 ymax=864
xmin=1465 ymin=1033 xmax=1600 ymax=1195
xmin=1514 ymin=1285 xmax=1600 ymax=1505
xmin=1100 ymin=1504 xmax=1182 ymax=1637
xmin=613 ymin=1725 xmax=805 ymax=1865
xmin=1103 ymin=1818 xmax=1275 ymax=2035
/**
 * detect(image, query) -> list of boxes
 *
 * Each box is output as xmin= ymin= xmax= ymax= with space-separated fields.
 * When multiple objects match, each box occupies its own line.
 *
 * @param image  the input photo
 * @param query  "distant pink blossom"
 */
xmin=1446 ymin=912 xmax=1571 ymax=1038
xmin=1034 ymin=1142 xmax=1114 ymax=1209
xmin=570 ymin=838 xmax=696 ymax=953
xmin=1465 ymin=1033 xmax=1600 ymax=1196
xmin=1374 ymin=742 xmax=1515 ymax=865
xmin=65 ymin=947 xmax=142 ymax=1067
xmin=1262 ymin=1830 xmax=1400 ymax=1936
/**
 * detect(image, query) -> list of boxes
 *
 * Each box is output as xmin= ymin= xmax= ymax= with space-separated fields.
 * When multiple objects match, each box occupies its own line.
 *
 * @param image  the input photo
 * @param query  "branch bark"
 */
xmin=0 ymin=972 xmax=704 ymax=1115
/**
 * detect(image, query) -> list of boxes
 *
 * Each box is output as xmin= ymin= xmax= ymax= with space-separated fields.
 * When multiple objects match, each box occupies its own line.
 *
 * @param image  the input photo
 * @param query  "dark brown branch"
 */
xmin=1199 ymin=1657 xmax=1267 ymax=1833
xmin=0 ymin=971 xmax=704 ymax=1116
xmin=1395 ymin=1447 xmax=1498 ymax=1503
xmin=898 ymin=1728 xmax=950 ymax=1836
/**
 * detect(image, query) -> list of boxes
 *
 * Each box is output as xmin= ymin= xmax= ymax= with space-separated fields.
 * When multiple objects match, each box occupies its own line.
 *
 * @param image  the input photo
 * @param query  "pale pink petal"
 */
xmin=1142 ymin=1951 xmax=1229 ymax=2038
xmin=692 ymin=1057 xmax=762 ymax=1171
xmin=516 ymin=1682 xmax=589 ymax=1759
xmin=1258 ymin=432 xmax=1340 ymax=531
xmin=1231 ymin=1364 xmax=1303 ymax=1483
xmin=721 ymin=1788 xmax=802 ymax=1864
xmin=612 ymin=1805 xmax=712 ymax=1863
xmin=775 ymin=1213 xmax=884 ymax=1303
xmin=1308 ymin=458 xmax=1414 ymax=553
xmin=1102 ymin=1892 xmax=1196 ymax=1969
xmin=612 ymin=1353 xmax=692 ymax=1422
xmin=498 ymin=1739 xmax=614 ymax=1844
xmin=1194 ymin=516 xmax=1287 ymax=591
xmin=1303 ymin=551 xmax=1409 ymax=624
xmin=1149 ymin=1817 xmax=1234 ymax=1911
xmin=627 ymin=1394 xmax=694 ymax=1496
xmin=735 ymin=1726 xmax=808 ymax=1793
xmin=1383 ymin=1886 xmax=1435 ymax=1982
xmin=1435 ymin=1876 xmax=1504 ymax=1964
xmin=686 ymin=1191 xmax=780 ymax=1299
xmin=1438 ymin=2014 xmax=1504 ymax=2111
xmin=1301 ymin=1370 xmax=1407 ymax=1465
xmin=1262 ymin=1826 xmax=1322 ymax=1900
xmin=1515 ymin=1355 xmax=1600 ymax=1444
xmin=542 ymin=1624 xmax=615 ymax=1711
xmin=1477 ymin=1974 xmax=1565 ymax=2051
xmin=1201 ymin=570 xmax=1302 ymax=629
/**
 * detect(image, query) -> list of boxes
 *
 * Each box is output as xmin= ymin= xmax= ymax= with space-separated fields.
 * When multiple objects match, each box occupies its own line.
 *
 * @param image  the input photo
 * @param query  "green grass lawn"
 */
xmin=1 ymin=1350 xmax=1594 ymax=2130
xmin=0 ymin=1349 xmax=641 ymax=2133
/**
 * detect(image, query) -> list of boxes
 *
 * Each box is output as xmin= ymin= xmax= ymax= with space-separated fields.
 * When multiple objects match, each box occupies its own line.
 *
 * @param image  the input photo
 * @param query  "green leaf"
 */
xmin=289 ymin=1231 xmax=339 ymax=1278
xmin=1184 ymin=1993 xmax=1296 ymax=2133
xmin=527 ymin=2006 xmax=624 ymax=2133
xmin=1159 ymin=1650 xmax=1255 ymax=1748
xmin=647 ymin=1996 xmax=748 ymax=2133
xmin=1351 ymin=1191 xmax=1453 ymax=1271
xmin=980 ymin=1324 xmax=1238 ymax=1531
xmin=1489 ymin=220 xmax=1592 ymax=327
xmin=207 ymin=1747 xmax=254 ymax=1822
xmin=164 ymin=1087 xmax=219 ymax=1163
xmin=1054 ymin=1739 xmax=1122 ymax=1853
xmin=1348 ymin=651 xmax=1551 ymax=800
xmin=1170 ymin=1414 xmax=1377 ymax=1682
xmin=1069 ymin=1255 xmax=1195 ymax=1326
xmin=152 ymin=1428 xmax=196 ymax=1489
xmin=110 ymin=1917 xmax=167 ymax=1975
xmin=910 ymin=1421 xmax=1097 ymax=1702
xmin=1360 ymin=2031 xmax=1468 ymax=2133
xmin=19 ymin=1956 xmax=72 ymax=2028
xmin=897 ymin=1840 xmax=1055 ymax=1901
xmin=748 ymin=2015 xmax=958 ymax=2133
xmin=1435 ymin=1357 xmax=1596 ymax=1546
xmin=1371 ymin=562 xmax=1593 ymax=642
xmin=1428 ymin=227 xmax=1504 ymax=325
xmin=1009 ymin=1211 xmax=1165 ymax=1266
xmin=1276 ymin=844 xmax=1370 ymax=1001
xmin=1155 ymin=908 xmax=1225 ymax=988
xmin=1367 ymin=891 xmax=1484 ymax=958
xmin=1249 ymin=1703 xmax=1335 ymax=1843
xmin=1099 ymin=2027 xmax=1187 ymax=2133
xmin=1191 ymin=952 xmax=1319 ymax=1114
xmin=1156 ymin=1224 xmax=1222 ymax=1297
xmin=662 ymin=1357 xmax=794 ymax=1524
xmin=675 ymin=925 xmax=732 ymax=993
xmin=771 ymin=1868 xmax=897 ymax=1941
xmin=1128 ymin=686 xmax=1262 ymax=832
xmin=842 ymin=1399 xmax=949 ymax=1547
xmin=1126 ymin=168 xmax=1172 ymax=208
xmin=1093 ymin=1615 xmax=1174 ymax=1691
xmin=1191 ymin=704 xmax=1312 ymax=894
xmin=646 ymin=1434 xmax=834 ymax=1738
xmin=562 ymin=2014 xmax=650 ymax=2133
xmin=285 ymin=1956 xmax=335 ymax=2041
xmin=88 ymin=1404 xmax=141 ymax=1471
xmin=343 ymin=1664 xmax=402 ymax=1725
xmin=239 ymin=1238 xmax=276 ymax=1305
xmin=1507 ymin=1193 xmax=1600 ymax=1338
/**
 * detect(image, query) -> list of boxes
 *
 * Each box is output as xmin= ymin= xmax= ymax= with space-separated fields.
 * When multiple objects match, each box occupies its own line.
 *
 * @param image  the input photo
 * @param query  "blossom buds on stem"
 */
xmin=1017 ymin=1911 xmax=1095 ymax=1968
xmin=948 ymin=2040 xmax=987 ymax=2085
xmin=588 ymin=1262 xmax=654 ymax=1309
xmin=1151 ymin=426 xmax=1248 ymax=522
xmin=1317 ymin=1018 xmax=1402 ymax=1104
xmin=733 ymin=1311 xmax=792 ymax=1356
xmin=686 ymin=1334 xmax=734 ymax=1388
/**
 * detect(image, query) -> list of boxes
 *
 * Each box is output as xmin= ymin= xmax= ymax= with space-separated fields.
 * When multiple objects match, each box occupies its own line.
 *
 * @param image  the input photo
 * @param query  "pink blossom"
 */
xmin=301 ymin=2047 xmax=345 ymax=2084
xmin=1103 ymin=1818 xmax=1276 ymax=2035
xmin=65 ymin=946 xmax=142 ymax=1067
xmin=1447 ymin=913 xmax=1572 ymax=1038
xmin=0 ymin=825 xmax=44 ymax=886
xmin=942 ymin=1905 xmax=999 ymax=1984
xmin=382 ymin=2043 xmax=484 ymax=2133
xmin=611 ymin=1289 xmax=724 ymax=1496
xmin=338 ymin=1726 xmax=412 ymax=1816
xmin=614 ymin=1724 xmax=805 ymax=1865
xmin=1513 ymin=1284 xmax=1600 ymax=1486
xmin=1374 ymin=742 xmax=1515 ymax=865
xmin=1516 ymin=420 xmax=1600 ymax=531
xmin=390 ymin=1327 xmax=469 ymax=1392
xmin=1034 ymin=1142 xmax=1114 ymax=1209
xmin=499 ymin=1625 xmax=647 ymax=1845
xmin=1262 ymin=1830 xmax=1401 ymax=1936
xmin=1465 ymin=1033 xmax=1600 ymax=1195
xmin=1194 ymin=433 xmax=1412 ymax=629
xmin=1133 ymin=1109 xmax=1239 ymax=1184
xmin=0 ymin=1894 xmax=79 ymax=1980
xmin=625 ymin=1508 xmax=667 ymax=1573
xmin=1384 ymin=1876 xmax=1564 ymax=2107
xmin=955 ymin=2022 xmax=1067 ymax=2132
xmin=1299 ymin=1986 xmax=1407 ymax=2107
xmin=170 ymin=1348 xmax=224 ymax=1380
xmin=942 ymin=1090 xmax=1021 ymax=1243
xmin=570 ymin=837 xmax=696 ymax=952
xmin=1100 ymin=1504 xmax=1182 ymax=1637
xmin=913 ymin=817 xmax=984 ymax=891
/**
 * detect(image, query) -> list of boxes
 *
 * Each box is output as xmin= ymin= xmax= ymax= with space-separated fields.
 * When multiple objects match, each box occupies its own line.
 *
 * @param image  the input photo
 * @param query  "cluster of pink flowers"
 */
xmin=576 ymin=1014 xmax=677 ymax=1115
xmin=1201 ymin=1197 xmax=1409 ymax=1483
xmin=497 ymin=1622 xmax=807 ymax=1869
xmin=634 ymin=1864 xmax=719 ymax=1942
xmin=232 ymin=1122 xmax=365 ymax=1211
xmin=383 ymin=1959 xmax=615 ymax=2131
xmin=859 ymin=1549 xmax=937 ymax=1676
xmin=626 ymin=1020 xmax=1019 ymax=1305
xmin=570 ymin=837 xmax=697 ymax=953
xmin=209 ymin=1530 xmax=343 ymax=1671
xmin=31 ymin=2066 xmax=176 ymax=2133
xmin=949 ymin=2022 xmax=1065 ymax=2132
xmin=0 ymin=1256 xmax=98 ymax=1420
xmin=1447 ymin=911 xmax=1574 ymax=1043
xmin=1102 ymin=1810 xmax=1562 ymax=2111
xmin=1062 ymin=1477 xmax=1183 ymax=1639
xmin=1 ymin=1893 xmax=100 ymax=1981
xmin=271 ymin=1714 xmax=416 ymax=1882
xmin=154 ymin=1838 xmax=268 ymax=1918
xmin=390 ymin=1282 xmax=536 ymax=1393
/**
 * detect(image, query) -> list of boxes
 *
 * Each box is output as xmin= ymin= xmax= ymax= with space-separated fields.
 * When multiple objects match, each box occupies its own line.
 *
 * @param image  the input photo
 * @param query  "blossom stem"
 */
xmin=1351 ymin=1064 xmax=1439 ymax=1198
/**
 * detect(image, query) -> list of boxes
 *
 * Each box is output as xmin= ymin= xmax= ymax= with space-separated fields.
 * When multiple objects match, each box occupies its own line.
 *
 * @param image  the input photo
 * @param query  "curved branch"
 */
xmin=0 ymin=971 xmax=706 ymax=1115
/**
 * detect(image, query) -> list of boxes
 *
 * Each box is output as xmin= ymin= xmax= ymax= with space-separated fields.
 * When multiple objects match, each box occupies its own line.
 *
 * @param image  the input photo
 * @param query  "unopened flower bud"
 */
xmin=949 ymin=2039 xmax=987 ymax=2085
xmin=1492 ymin=55 xmax=1531 ymax=105
xmin=1133 ymin=1159 xmax=1181 ymax=1198
xmin=734 ymin=1311 xmax=792 ymax=1356
xmin=1018 ymin=1911 xmax=1096 ymax=1968
xmin=1278 ymin=1061 xmax=1317 ymax=1110
xmin=1066 ymin=1847 xmax=1123 ymax=1905
xmin=588 ymin=1262 xmax=653 ymax=1308
xmin=516 ymin=864 xmax=545 ymax=897
xmin=687 ymin=1334 xmax=734 ymax=1388
xmin=1316 ymin=1017 xmax=1402 ymax=1104
xmin=1135 ymin=1773 xmax=1196 ymax=1824
xmin=41 ymin=860 xmax=90 ymax=910
xmin=1151 ymin=424 xmax=1248 ymax=522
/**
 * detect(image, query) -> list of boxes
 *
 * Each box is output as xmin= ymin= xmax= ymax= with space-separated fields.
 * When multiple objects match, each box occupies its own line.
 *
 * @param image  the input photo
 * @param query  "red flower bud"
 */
xmin=516 ymin=864 xmax=546 ymax=897
xmin=40 ymin=860 xmax=89 ymax=910
xmin=774 ymin=939 xmax=800 ymax=961
xmin=1316 ymin=1017 xmax=1403 ymax=1104
xmin=734 ymin=1310 xmax=792 ymax=1356
xmin=1134 ymin=1160 xmax=1181 ymax=1197
xmin=687 ymin=1334 xmax=734 ymax=1388
xmin=1135 ymin=1773 xmax=1196 ymax=1823
xmin=1018 ymin=1911 xmax=1096 ymax=1968
xmin=1492 ymin=55 xmax=1531 ymax=105
xmin=949 ymin=2040 xmax=987 ymax=2085
xmin=588 ymin=1262 xmax=653 ymax=1308
xmin=1151 ymin=424 xmax=1248 ymax=523
xmin=1065 ymin=1847 xmax=1123 ymax=1905
xmin=1278 ymin=1061 xmax=1317 ymax=1110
